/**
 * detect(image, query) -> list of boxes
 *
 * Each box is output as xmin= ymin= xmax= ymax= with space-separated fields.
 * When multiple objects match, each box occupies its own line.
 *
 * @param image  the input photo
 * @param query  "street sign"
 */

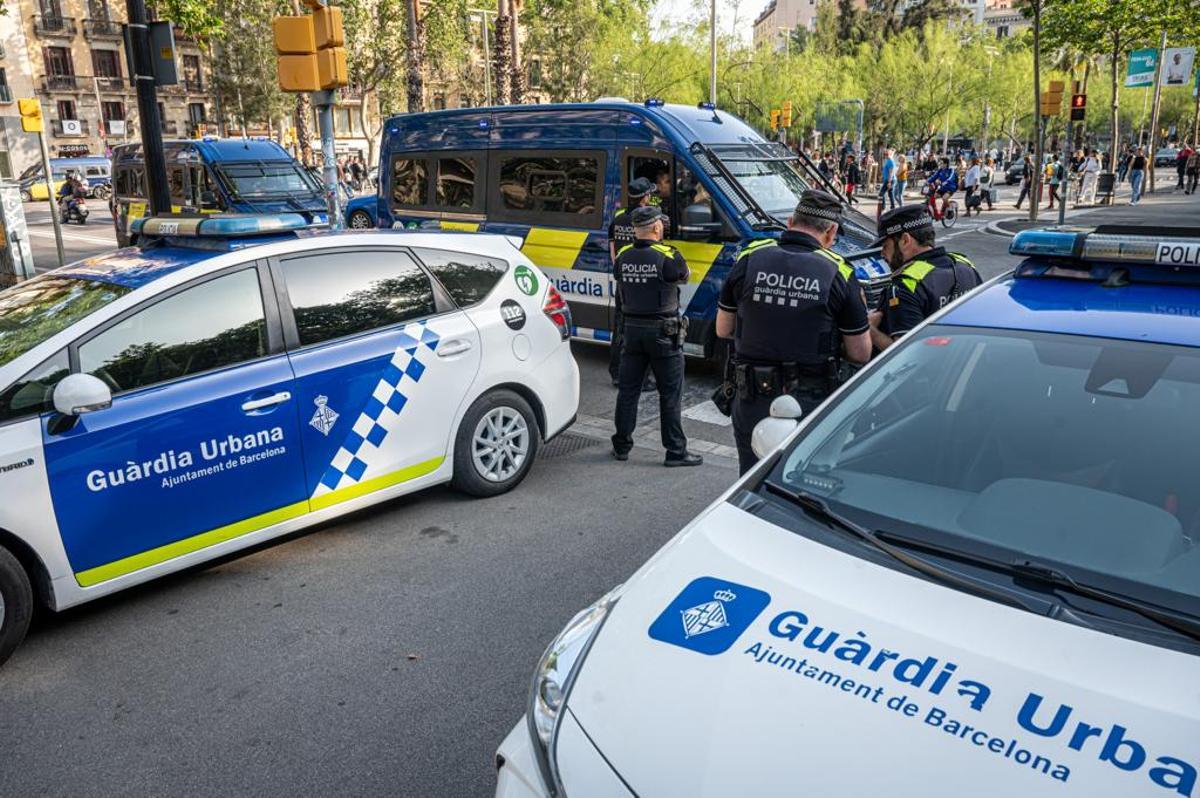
xmin=1127 ymin=48 xmax=1157 ymax=88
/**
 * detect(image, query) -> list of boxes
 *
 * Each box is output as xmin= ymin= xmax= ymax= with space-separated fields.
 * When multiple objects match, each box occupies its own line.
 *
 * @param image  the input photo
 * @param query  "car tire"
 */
xmin=451 ymin=389 xmax=540 ymax=498
xmin=19 ymin=190 xmax=31 ymax=203
xmin=0 ymin=545 xmax=33 ymax=668
xmin=348 ymin=210 xmax=373 ymax=229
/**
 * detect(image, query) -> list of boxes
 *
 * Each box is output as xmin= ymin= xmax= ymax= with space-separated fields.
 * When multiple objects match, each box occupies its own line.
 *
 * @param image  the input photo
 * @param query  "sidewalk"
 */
xmin=990 ymin=187 xmax=1200 ymax=236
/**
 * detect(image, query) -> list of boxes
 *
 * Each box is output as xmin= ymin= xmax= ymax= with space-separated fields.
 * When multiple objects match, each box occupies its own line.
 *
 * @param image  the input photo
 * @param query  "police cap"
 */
xmin=631 ymin=205 xmax=668 ymax=228
xmin=627 ymin=177 xmax=656 ymax=199
xmin=792 ymin=189 xmax=844 ymax=225
xmin=871 ymin=204 xmax=935 ymax=246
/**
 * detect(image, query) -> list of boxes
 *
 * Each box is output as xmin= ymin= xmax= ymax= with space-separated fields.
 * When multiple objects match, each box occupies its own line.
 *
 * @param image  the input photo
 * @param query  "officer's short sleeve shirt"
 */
xmin=830 ymin=269 xmax=870 ymax=335
xmin=717 ymin=258 xmax=747 ymax=312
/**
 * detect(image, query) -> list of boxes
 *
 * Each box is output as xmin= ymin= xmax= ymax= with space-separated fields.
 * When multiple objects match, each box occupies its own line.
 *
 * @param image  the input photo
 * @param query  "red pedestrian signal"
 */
xmin=1070 ymin=93 xmax=1087 ymax=122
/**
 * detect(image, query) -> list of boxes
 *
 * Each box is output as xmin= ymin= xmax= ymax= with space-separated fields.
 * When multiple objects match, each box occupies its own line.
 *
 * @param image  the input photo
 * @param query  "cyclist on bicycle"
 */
xmin=926 ymin=158 xmax=958 ymax=217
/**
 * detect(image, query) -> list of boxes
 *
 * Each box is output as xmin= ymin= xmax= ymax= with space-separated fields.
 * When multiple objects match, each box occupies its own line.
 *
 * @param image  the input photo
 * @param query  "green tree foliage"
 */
xmin=208 ymin=0 xmax=291 ymax=134
xmin=522 ymin=0 xmax=646 ymax=102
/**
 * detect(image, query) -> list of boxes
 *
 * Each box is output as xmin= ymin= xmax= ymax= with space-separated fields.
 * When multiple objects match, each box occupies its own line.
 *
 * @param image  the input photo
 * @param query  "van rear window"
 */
xmin=392 ymin=158 xmax=428 ymax=207
xmin=494 ymin=152 xmax=603 ymax=228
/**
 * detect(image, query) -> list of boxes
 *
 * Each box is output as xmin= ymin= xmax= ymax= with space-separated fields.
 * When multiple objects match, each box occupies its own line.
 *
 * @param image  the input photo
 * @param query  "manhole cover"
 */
xmin=540 ymin=432 xmax=603 ymax=459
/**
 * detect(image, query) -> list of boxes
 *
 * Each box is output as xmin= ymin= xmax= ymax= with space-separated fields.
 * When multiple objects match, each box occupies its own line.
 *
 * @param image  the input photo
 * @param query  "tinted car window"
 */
xmin=78 ymin=268 xmax=267 ymax=393
xmin=436 ymin=157 xmax=476 ymax=209
xmin=498 ymin=155 xmax=599 ymax=217
xmin=281 ymin=250 xmax=436 ymax=346
xmin=0 ymin=350 xmax=69 ymax=423
xmin=413 ymin=247 xmax=506 ymax=308
xmin=0 ymin=276 xmax=131 ymax=368
xmin=392 ymin=158 xmax=428 ymax=207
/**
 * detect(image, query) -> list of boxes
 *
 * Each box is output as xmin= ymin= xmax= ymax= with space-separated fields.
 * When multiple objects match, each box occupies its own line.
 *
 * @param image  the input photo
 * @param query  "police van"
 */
xmin=496 ymin=227 xmax=1200 ymax=797
xmin=345 ymin=101 xmax=890 ymax=359
xmin=0 ymin=214 xmax=578 ymax=666
xmin=111 ymin=139 xmax=329 ymax=247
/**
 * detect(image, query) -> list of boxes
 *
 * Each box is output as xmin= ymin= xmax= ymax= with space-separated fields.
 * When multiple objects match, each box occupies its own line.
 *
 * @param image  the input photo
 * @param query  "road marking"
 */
xmin=27 ymin=229 xmax=117 ymax=246
xmin=682 ymin=400 xmax=733 ymax=427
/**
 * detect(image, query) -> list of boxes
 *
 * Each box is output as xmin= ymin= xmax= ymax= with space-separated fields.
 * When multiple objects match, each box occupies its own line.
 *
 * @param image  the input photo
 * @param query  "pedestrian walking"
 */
xmin=1187 ymin=147 xmax=1200 ymax=195
xmin=1079 ymin=149 xmax=1100 ymax=206
xmin=1045 ymin=155 xmax=1063 ymax=210
xmin=1116 ymin=146 xmax=1131 ymax=183
xmin=963 ymin=157 xmax=982 ymax=215
xmin=878 ymin=149 xmax=897 ymax=217
xmin=1177 ymin=144 xmax=1192 ymax=190
xmin=716 ymin=190 xmax=871 ymax=474
xmin=980 ymin=157 xmax=996 ymax=210
xmin=867 ymin=205 xmax=983 ymax=353
xmin=610 ymin=206 xmax=702 ymax=468
xmin=1014 ymin=154 xmax=1034 ymax=209
xmin=607 ymin=177 xmax=658 ymax=390
xmin=1130 ymin=147 xmax=1147 ymax=205
xmin=894 ymin=154 xmax=909 ymax=206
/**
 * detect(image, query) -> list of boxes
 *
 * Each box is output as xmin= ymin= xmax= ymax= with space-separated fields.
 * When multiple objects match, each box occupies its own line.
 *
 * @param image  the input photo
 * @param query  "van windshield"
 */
xmin=214 ymin=161 xmax=322 ymax=200
xmin=0 ymin=277 xmax=131 ymax=368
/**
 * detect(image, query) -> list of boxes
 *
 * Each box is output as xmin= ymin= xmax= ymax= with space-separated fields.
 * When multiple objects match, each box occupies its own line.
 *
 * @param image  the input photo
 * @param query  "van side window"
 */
xmin=436 ymin=157 xmax=477 ymax=210
xmin=391 ymin=158 xmax=428 ymax=208
xmin=494 ymin=152 xmax=603 ymax=228
xmin=116 ymin=167 xmax=145 ymax=199
xmin=167 ymin=168 xmax=186 ymax=204
xmin=412 ymin=247 xmax=506 ymax=308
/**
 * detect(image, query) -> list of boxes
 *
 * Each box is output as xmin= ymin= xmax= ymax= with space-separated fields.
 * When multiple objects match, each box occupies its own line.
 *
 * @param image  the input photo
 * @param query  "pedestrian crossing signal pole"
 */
xmin=19 ymin=99 xmax=64 ymax=268
xmin=274 ymin=0 xmax=348 ymax=230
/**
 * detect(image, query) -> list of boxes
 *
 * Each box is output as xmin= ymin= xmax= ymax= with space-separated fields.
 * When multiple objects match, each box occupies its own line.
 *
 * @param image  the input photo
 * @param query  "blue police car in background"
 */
xmin=497 ymin=225 xmax=1200 ymax=797
xmin=346 ymin=100 xmax=891 ymax=359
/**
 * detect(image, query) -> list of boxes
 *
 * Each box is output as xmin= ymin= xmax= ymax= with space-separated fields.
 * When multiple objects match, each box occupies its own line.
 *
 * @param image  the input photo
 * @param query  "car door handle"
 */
xmin=436 ymin=339 xmax=473 ymax=358
xmin=241 ymin=391 xmax=292 ymax=412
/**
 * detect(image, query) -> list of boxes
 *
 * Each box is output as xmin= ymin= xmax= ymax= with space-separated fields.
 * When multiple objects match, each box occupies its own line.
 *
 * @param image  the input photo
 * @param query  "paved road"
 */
xmin=3 ymin=187 xmax=1197 ymax=797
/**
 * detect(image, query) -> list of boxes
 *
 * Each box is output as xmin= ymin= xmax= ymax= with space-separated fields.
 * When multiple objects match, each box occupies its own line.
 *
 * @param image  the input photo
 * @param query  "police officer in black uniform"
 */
xmin=608 ymin=177 xmax=657 ymax=389
xmin=611 ymin=206 xmax=703 ymax=467
xmin=867 ymin=205 xmax=983 ymax=352
xmin=717 ymin=189 xmax=872 ymax=474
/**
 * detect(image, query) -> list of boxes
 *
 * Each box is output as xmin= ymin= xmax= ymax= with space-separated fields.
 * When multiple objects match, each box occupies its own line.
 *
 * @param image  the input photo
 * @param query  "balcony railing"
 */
xmin=83 ymin=18 xmax=122 ymax=39
xmin=95 ymin=76 xmax=125 ymax=92
xmin=42 ymin=74 xmax=80 ymax=92
xmin=52 ymin=118 xmax=90 ymax=137
xmin=182 ymin=78 xmax=203 ymax=93
xmin=34 ymin=15 xmax=77 ymax=37
xmin=0 ymin=85 xmax=12 ymax=104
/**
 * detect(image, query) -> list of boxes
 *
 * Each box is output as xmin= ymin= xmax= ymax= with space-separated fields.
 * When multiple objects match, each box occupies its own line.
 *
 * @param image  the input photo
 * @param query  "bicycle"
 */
xmin=923 ymin=184 xmax=958 ymax=228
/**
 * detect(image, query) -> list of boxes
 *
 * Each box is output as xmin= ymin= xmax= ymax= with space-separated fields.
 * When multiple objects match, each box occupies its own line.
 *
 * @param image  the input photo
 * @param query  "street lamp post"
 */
xmin=469 ymin=8 xmax=496 ymax=106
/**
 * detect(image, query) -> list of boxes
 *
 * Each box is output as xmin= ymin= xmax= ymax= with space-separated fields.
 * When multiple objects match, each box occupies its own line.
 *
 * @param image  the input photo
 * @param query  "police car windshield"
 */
xmin=215 ymin=161 xmax=321 ymax=200
xmin=0 ymin=277 xmax=131 ymax=368
xmin=768 ymin=325 xmax=1200 ymax=629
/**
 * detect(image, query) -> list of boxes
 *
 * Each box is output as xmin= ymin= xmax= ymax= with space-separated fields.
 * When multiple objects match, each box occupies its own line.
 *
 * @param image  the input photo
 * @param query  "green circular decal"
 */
xmin=514 ymin=264 xmax=539 ymax=296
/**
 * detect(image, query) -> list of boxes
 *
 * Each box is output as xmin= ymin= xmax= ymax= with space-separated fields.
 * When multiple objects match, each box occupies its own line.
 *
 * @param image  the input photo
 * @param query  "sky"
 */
xmin=650 ymin=0 xmax=771 ymax=42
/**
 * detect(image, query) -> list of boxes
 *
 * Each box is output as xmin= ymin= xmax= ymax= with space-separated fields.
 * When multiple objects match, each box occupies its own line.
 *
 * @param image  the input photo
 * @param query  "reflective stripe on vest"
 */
xmin=617 ymin=243 xmax=634 ymax=258
xmin=736 ymin=238 xmax=777 ymax=261
xmin=813 ymin=248 xmax=854 ymax=281
xmin=899 ymin=260 xmax=936 ymax=293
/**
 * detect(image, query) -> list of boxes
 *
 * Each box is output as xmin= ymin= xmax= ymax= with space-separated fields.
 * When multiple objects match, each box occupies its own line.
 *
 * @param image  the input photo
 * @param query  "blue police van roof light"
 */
xmin=477 ymin=119 xmax=490 ymax=129
xmin=698 ymin=101 xmax=715 ymax=110
xmin=1009 ymin=230 xmax=1082 ymax=259
xmin=629 ymin=117 xmax=643 ymax=126
xmin=645 ymin=98 xmax=665 ymax=107
xmin=132 ymin=213 xmax=312 ymax=239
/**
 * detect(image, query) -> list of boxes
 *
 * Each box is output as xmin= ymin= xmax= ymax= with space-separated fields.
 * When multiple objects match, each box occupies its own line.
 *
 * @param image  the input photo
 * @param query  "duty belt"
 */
xmin=734 ymin=359 xmax=840 ymax=401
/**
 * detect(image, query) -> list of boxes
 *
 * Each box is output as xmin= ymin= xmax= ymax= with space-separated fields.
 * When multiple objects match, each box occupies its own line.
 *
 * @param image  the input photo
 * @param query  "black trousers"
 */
xmin=612 ymin=319 xmax=686 ymax=457
xmin=608 ymin=298 xmax=624 ymax=380
xmin=732 ymin=386 xmax=828 ymax=475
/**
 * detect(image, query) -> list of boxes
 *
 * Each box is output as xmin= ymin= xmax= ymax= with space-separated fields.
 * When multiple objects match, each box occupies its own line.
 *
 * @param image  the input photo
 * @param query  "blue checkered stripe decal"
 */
xmin=315 ymin=321 xmax=441 ymax=494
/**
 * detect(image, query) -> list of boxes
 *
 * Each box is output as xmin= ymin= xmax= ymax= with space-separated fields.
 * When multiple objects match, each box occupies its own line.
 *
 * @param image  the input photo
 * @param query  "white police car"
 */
xmin=0 ymin=213 xmax=578 ymax=666
xmin=496 ymin=227 xmax=1200 ymax=797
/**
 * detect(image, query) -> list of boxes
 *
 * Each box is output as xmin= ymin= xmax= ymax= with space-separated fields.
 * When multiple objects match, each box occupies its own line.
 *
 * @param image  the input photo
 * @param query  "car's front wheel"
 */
xmin=0 ymin=545 xmax=33 ymax=668
xmin=348 ymin=210 xmax=373 ymax=229
xmin=451 ymin=389 xmax=540 ymax=497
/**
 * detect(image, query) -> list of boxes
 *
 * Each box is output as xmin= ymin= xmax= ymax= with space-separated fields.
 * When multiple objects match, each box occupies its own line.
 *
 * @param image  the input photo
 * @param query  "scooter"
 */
xmin=59 ymin=196 xmax=89 ymax=225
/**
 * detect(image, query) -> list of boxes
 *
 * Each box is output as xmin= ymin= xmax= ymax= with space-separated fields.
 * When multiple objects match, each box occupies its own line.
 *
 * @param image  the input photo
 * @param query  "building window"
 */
xmin=40 ymin=0 xmax=63 ymax=18
xmin=188 ymin=102 xmax=205 ymax=124
xmin=57 ymin=99 xmax=76 ymax=120
xmin=101 ymin=101 xmax=123 ymax=121
xmin=44 ymin=46 xmax=73 ymax=76
xmin=182 ymin=55 xmax=202 ymax=90
xmin=459 ymin=96 xmax=471 ymax=108
xmin=88 ymin=0 xmax=110 ymax=20
xmin=92 ymin=49 xmax=121 ymax=78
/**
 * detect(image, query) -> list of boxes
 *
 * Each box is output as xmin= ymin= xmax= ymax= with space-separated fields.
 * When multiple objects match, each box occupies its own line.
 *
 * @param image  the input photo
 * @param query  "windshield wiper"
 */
xmin=761 ymin=482 xmax=1066 ymax=618
xmin=878 ymin=532 xmax=1200 ymax=644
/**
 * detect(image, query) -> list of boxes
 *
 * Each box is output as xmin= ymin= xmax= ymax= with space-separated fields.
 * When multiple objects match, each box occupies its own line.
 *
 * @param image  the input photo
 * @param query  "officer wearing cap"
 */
xmin=611 ymin=205 xmax=703 ymax=467
xmin=867 ymin=205 xmax=982 ymax=351
xmin=717 ymin=189 xmax=872 ymax=474
xmin=608 ymin=177 xmax=657 ymax=389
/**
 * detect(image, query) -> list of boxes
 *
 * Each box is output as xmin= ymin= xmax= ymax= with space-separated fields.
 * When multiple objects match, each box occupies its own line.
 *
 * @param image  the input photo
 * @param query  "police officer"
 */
xmin=611 ymin=205 xmax=703 ymax=467
xmin=867 ymin=205 xmax=983 ymax=351
xmin=608 ymin=177 xmax=657 ymax=390
xmin=716 ymin=189 xmax=872 ymax=474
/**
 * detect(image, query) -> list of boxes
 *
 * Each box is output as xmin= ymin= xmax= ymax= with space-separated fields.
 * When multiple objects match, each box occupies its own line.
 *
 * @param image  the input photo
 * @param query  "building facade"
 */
xmin=2 ymin=0 xmax=213 ymax=178
xmin=753 ymin=0 xmax=819 ymax=50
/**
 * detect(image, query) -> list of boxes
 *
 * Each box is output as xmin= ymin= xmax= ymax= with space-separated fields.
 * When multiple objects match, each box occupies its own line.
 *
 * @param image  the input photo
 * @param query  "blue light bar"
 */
xmin=132 ymin=213 xmax=312 ymax=239
xmin=1009 ymin=230 xmax=1082 ymax=258
xmin=698 ymin=101 xmax=715 ymax=110
xmin=645 ymin=98 xmax=665 ymax=107
xmin=1012 ymin=228 xmax=1200 ymax=267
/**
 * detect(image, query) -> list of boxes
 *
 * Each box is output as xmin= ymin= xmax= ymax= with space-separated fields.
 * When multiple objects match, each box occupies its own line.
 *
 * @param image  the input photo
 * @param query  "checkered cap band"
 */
xmin=794 ymin=203 xmax=843 ymax=222
xmin=881 ymin=214 xmax=934 ymax=237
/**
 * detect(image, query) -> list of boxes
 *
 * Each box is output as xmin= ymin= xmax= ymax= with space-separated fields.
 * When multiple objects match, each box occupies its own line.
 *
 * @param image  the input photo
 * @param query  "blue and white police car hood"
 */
xmin=565 ymin=502 xmax=1200 ymax=797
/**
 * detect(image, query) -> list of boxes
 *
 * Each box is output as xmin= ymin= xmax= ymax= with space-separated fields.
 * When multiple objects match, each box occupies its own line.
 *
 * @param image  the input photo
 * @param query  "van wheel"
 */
xmin=348 ymin=210 xmax=373 ymax=229
xmin=451 ymin=390 xmax=540 ymax=497
xmin=19 ymin=190 xmax=31 ymax=203
xmin=0 ymin=546 xmax=33 ymax=668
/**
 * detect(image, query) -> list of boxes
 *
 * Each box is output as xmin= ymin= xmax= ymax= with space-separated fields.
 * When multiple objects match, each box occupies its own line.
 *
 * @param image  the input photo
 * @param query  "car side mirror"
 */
xmin=199 ymin=190 xmax=218 ymax=206
xmin=53 ymin=373 xmax=112 ymax=417
xmin=751 ymin=395 xmax=804 ymax=459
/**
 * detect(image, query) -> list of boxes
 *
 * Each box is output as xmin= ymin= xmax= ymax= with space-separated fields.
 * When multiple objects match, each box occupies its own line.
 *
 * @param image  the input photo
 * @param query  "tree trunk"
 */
xmin=295 ymin=93 xmax=314 ymax=166
xmin=510 ymin=0 xmax=524 ymax=104
xmin=493 ymin=0 xmax=512 ymax=105
xmin=358 ymin=91 xmax=377 ymax=167
xmin=406 ymin=0 xmax=425 ymax=113
xmin=1110 ymin=32 xmax=1120 ymax=167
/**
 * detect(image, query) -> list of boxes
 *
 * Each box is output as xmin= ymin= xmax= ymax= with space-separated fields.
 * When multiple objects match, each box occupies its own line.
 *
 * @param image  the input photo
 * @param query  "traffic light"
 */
xmin=273 ymin=2 xmax=346 ymax=92
xmin=17 ymin=99 xmax=42 ymax=133
xmin=1040 ymin=80 xmax=1065 ymax=117
xmin=1070 ymin=93 xmax=1087 ymax=122
xmin=770 ymin=109 xmax=780 ymax=130
xmin=781 ymin=100 xmax=793 ymax=129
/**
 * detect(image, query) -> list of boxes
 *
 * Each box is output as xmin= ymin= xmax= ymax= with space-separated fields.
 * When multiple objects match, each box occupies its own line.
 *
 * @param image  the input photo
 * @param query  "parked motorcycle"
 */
xmin=59 ymin=196 xmax=89 ymax=225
